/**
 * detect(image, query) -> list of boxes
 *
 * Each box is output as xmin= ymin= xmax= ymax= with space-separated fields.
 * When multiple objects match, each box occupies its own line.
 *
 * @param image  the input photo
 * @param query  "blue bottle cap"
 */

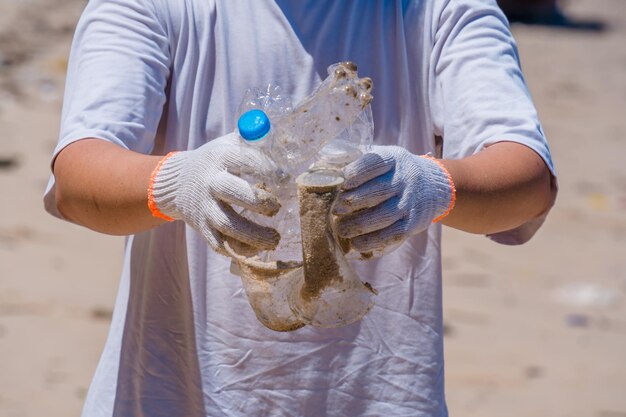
xmin=238 ymin=109 xmax=271 ymax=141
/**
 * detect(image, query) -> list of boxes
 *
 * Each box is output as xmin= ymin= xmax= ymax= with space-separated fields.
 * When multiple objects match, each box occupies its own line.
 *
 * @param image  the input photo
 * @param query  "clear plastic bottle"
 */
xmin=235 ymin=108 xmax=301 ymax=263
xmin=227 ymin=62 xmax=377 ymax=331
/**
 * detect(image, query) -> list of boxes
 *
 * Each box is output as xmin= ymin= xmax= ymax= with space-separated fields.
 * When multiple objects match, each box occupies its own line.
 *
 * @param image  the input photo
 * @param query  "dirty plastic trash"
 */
xmin=227 ymin=62 xmax=376 ymax=331
xmin=267 ymin=62 xmax=373 ymax=169
xmin=226 ymin=248 xmax=305 ymax=332
xmin=234 ymin=106 xmax=302 ymax=264
xmin=288 ymin=170 xmax=376 ymax=327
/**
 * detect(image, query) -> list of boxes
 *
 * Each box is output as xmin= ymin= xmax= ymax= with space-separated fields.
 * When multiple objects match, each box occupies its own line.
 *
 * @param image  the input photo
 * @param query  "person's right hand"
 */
xmin=149 ymin=133 xmax=281 ymax=255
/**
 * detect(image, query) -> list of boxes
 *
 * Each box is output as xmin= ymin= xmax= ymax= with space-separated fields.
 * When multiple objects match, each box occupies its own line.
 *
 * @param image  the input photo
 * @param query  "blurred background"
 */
xmin=0 ymin=0 xmax=624 ymax=416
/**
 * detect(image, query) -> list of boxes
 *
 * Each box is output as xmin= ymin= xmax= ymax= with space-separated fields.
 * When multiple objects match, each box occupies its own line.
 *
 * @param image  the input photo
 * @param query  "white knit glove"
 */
xmin=148 ymin=133 xmax=281 ymax=255
xmin=333 ymin=145 xmax=456 ymax=255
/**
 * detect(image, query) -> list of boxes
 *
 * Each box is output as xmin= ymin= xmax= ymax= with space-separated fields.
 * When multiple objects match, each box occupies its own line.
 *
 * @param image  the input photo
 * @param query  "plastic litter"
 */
xmin=227 ymin=62 xmax=376 ymax=331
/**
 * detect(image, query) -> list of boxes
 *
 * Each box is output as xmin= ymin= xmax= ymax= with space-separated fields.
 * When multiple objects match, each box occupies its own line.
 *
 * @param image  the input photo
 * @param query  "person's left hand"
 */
xmin=333 ymin=145 xmax=456 ymax=256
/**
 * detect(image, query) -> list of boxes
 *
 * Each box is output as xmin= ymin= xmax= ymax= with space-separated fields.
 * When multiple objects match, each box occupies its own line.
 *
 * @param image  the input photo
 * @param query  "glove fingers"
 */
xmin=342 ymin=151 xmax=395 ymax=190
xmin=229 ymin=144 xmax=282 ymax=182
xmin=336 ymin=196 xmax=404 ymax=239
xmin=213 ymin=172 xmax=280 ymax=216
xmin=203 ymin=223 xmax=261 ymax=258
xmin=333 ymin=171 xmax=400 ymax=215
xmin=196 ymin=225 xmax=228 ymax=256
xmin=223 ymin=237 xmax=262 ymax=257
xmin=215 ymin=133 xmax=282 ymax=181
xmin=212 ymin=201 xmax=280 ymax=251
xmin=349 ymin=218 xmax=409 ymax=253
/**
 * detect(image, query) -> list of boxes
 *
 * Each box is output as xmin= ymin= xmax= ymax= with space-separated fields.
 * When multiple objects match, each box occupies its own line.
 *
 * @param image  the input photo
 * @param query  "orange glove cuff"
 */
xmin=420 ymin=155 xmax=457 ymax=223
xmin=147 ymin=152 xmax=179 ymax=222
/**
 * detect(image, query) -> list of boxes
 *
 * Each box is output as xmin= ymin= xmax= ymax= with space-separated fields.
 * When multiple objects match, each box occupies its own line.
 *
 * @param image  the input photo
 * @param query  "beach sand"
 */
xmin=0 ymin=0 xmax=624 ymax=416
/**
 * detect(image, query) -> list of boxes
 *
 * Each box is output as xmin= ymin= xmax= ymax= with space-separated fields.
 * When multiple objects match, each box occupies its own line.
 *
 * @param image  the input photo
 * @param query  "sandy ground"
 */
xmin=0 ymin=0 xmax=625 ymax=416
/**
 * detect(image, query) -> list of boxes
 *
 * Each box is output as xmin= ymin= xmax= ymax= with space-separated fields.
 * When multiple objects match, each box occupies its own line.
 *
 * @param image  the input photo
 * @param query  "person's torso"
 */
xmin=88 ymin=2 xmax=449 ymax=416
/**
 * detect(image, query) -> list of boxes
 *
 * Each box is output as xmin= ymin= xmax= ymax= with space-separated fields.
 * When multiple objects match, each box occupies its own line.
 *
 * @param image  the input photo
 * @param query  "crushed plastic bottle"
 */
xmin=269 ymin=62 xmax=373 ymax=169
xmin=227 ymin=62 xmax=376 ymax=331
xmin=235 ymin=107 xmax=302 ymax=263
xmin=238 ymin=63 xmax=372 ymax=172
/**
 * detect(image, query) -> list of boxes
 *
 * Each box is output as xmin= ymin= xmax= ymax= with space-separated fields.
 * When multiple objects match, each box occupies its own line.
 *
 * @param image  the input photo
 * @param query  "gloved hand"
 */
xmin=333 ymin=145 xmax=456 ymax=255
xmin=148 ymin=133 xmax=281 ymax=255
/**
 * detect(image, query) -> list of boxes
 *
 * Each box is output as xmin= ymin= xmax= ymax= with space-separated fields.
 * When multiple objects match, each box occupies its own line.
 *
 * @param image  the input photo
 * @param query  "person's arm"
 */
xmin=44 ymin=0 xmax=173 ymax=226
xmin=53 ymin=138 xmax=165 ymax=235
xmin=429 ymin=0 xmax=559 ymax=244
xmin=52 ymin=133 xmax=283 ymax=255
xmin=440 ymin=140 xmax=555 ymax=234
xmin=333 ymin=140 xmax=556 ymax=256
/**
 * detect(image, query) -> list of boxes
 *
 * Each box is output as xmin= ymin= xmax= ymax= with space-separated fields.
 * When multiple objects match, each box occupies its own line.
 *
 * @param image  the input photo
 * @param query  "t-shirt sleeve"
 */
xmin=429 ymin=0 xmax=557 ymax=244
xmin=44 ymin=0 xmax=171 ymax=219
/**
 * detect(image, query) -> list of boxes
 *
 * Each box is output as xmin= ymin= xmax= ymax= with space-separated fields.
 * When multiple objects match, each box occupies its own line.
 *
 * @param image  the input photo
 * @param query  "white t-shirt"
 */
xmin=44 ymin=1 xmax=555 ymax=416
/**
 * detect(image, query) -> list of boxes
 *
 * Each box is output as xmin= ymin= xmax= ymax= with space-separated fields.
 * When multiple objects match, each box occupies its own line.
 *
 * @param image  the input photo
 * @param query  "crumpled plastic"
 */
xmin=226 ymin=62 xmax=377 ymax=332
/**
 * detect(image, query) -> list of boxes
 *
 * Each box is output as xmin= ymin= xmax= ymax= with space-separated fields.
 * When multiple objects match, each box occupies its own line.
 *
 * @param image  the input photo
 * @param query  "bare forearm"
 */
xmin=53 ymin=139 xmax=167 ymax=235
xmin=440 ymin=141 xmax=556 ymax=234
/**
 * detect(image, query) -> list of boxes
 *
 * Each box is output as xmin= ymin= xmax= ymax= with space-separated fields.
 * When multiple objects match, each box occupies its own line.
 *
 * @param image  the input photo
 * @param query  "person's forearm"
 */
xmin=53 ymin=138 xmax=167 ymax=235
xmin=440 ymin=141 xmax=556 ymax=234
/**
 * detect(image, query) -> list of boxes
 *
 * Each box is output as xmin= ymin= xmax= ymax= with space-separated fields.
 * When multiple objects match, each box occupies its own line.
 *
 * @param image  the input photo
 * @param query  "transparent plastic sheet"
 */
xmin=226 ymin=62 xmax=376 ymax=332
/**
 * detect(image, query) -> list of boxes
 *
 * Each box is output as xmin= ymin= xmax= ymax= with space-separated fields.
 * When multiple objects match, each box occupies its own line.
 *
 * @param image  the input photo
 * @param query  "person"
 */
xmin=497 ymin=0 xmax=559 ymax=23
xmin=44 ymin=0 xmax=557 ymax=416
